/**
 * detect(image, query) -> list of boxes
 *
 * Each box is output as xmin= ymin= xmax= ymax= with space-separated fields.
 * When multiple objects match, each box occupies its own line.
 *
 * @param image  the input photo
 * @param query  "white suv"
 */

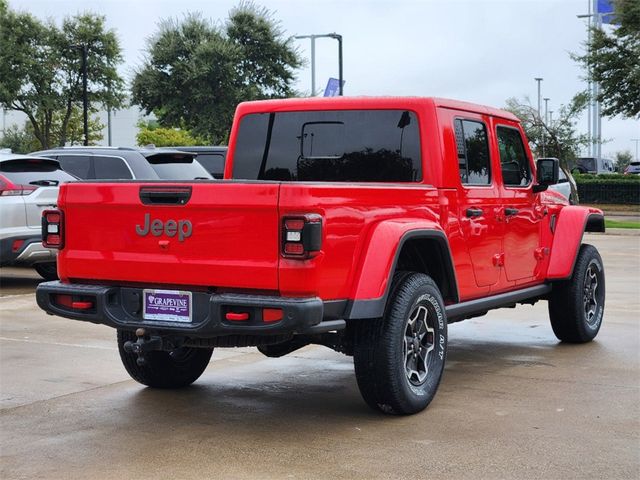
xmin=0 ymin=154 xmax=77 ymax=279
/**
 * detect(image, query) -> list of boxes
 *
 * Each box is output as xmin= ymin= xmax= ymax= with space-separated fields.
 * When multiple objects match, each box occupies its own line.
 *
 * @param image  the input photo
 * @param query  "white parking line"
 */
xmin=0 ymin=336 xmax=116 ymax=350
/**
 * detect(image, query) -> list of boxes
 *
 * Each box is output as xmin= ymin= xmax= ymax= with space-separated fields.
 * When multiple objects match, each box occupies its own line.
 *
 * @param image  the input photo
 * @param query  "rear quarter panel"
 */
xmin=278 ymin=184 xmax=444 ymax=299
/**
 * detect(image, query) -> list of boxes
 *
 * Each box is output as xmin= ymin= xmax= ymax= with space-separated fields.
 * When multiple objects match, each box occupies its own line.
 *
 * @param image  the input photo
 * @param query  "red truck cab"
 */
xmin=37 ymin=97 xmax=605 ymax=414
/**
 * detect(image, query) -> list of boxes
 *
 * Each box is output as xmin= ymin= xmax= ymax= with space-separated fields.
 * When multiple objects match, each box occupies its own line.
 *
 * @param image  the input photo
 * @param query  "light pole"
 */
xmin=328 ymin=33 xmax=343 ymax=96
xmin=294 ymin=33 xmax=343 ymax=96
xmin=534 ymin=78 xmax=544 ymax=156
xmin=534 ymin=78 xmax=543 ymax=120
xmin=578 ymin=0 xmax=604 ymax=159
xmin=543 ymin=98 xmax=550 ymax=125
xmin=632 ymin=139 xmax=640 ymax=162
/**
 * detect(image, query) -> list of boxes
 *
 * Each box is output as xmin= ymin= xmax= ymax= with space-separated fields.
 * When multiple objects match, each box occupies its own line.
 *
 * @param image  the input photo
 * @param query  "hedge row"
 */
xmin=574 ymin=173 xmax=640 ymax=183
xmin=576 ymin=182 xmax=640 ymax=205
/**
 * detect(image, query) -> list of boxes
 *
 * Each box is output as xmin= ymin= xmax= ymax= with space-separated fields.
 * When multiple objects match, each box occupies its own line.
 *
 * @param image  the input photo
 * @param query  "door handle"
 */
xmin=505 ymin=207 xmax=519 ymax=216
xmin=466 ymin=208 xmax=483 ymax=218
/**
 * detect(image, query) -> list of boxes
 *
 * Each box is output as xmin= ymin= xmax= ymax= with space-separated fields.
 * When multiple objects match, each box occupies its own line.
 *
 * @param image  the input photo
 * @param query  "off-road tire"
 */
xmin=34 ymin=262 xmax=58 ymax=281
xmin=353 ymin=272 xmax=447 ymax=415
xmin=548 ymin=244 xmax=605 ymax=343
xmin=117 ymin=330 xmax=213 ymax=388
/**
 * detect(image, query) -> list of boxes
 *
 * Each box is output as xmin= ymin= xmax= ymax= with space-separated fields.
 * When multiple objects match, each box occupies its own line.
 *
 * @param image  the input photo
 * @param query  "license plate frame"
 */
xmin=143 ymin=289 xmax=192 ymax=323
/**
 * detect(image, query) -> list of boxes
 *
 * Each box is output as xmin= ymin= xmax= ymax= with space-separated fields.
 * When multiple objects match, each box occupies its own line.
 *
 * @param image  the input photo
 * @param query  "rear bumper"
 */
xmin=0 ymin=234 xmax=56 ymax=267
xmin=36 ymin=281 xmax=324 ymax=337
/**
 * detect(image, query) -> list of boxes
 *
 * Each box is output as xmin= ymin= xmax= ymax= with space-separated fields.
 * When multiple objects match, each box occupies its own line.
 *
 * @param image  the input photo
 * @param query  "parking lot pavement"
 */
xmin=1 ymin=234 xmax=638 ymax=480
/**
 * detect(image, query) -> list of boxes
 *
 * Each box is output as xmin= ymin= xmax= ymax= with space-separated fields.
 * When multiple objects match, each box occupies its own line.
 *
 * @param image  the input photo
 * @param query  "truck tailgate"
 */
xmin=57 ymin=182 xmax=280 ymax=290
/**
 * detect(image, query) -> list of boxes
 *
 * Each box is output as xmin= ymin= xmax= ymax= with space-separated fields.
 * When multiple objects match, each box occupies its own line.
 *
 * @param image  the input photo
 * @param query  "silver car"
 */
xmin=0 ymin=153 xmax=77 ymax=279
xmin=538 ymin=158 xmax=579 ymax=204
xmin=624 ymin=161 xmax=640 ymax=175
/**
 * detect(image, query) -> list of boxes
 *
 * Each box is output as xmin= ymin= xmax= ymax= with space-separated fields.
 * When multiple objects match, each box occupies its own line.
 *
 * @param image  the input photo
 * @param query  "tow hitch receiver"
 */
xmin=123 ymin=328 xmax=163 ymax=366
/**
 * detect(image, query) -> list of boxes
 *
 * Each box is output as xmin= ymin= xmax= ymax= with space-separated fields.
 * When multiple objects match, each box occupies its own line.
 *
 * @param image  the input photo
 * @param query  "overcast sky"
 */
xmin=11 ymin=0 xmax=640 ymax=157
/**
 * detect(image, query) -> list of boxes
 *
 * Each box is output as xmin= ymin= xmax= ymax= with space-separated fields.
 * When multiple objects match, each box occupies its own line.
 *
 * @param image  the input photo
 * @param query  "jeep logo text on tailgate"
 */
xmin=135 ymin=213 xmax=192 ymax=241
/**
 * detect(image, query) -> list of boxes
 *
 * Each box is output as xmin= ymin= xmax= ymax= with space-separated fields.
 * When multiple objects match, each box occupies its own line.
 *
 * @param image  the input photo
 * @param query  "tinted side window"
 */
xmin=454 ymin=119 xmax=490 ymax=185
xmin=58 ymin=155 xmax=92 ymax=179
xmin=195 ymin=154 xmax=225 ymax=178
xmin=232 ymin=110 xmax=422 ymax=182
xmin=93 ymin=156 xmax=133 ymax=179
xmin=497 ymin=127 xmax=531 ymax=187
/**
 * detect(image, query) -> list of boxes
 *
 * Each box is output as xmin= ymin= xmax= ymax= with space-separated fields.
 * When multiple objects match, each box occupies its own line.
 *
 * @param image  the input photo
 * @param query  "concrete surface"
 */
xmin=1 ymin=234 xmax=639 ymax=479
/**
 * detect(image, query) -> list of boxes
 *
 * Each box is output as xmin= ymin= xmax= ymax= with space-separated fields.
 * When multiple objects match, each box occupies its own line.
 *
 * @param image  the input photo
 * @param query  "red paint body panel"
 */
xmin=57 ymin=182 xmax=281 ymax=290
xmin=547 ymin=206 xmax=603 ymax=279
xmin=277 ymin=183 xmax=442 ymax=300
xmin=53 ymin=96 xmax=601 ymax=312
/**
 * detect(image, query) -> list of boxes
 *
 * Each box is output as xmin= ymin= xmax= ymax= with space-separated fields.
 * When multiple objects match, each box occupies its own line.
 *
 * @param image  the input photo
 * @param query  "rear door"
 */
xmin=58 ymin=182 xmax=281 ymax=290
xmin=494 ymin=123 xmax=542 ymax=282
xmin=453 ymin=115 xmax=503 ymax=288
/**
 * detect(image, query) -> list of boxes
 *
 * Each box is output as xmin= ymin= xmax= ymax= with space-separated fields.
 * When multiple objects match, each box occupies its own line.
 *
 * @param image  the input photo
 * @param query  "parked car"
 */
xmin=31 ymin=147 xmax=213 ymax=180
xmin=539 ymin=158 xmax=579 ymax=204
xmin=38 ymin=97 xmax=606 ymax=415
xmin=164 ymin=146 xmax=227 ymax=179
xmin=624 ymin=161 xmax=640 ymax=175
xmin=571 ymin=157 xmax=615 ymax=174
xmin=0 ymin=154 xmax=77 ymax=279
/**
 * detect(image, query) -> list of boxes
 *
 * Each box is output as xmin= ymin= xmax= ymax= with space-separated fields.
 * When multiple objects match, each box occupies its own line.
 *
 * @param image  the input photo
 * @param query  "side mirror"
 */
xmin=535 ymin=158 xmax=559 ymax=192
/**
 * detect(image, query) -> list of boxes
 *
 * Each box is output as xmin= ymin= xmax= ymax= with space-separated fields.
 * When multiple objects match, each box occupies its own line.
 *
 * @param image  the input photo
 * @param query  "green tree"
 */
xmin=574 ymin=0 xmax=640 ymax=118
xmin=136 ymin=120 xmax=205 ymax=147
xmin=0 ymin=3 xmax=125 ymax=149
xmin=0 ymin=107 xmax=103 ymax=154
xmin=613 ymin=150 xmax=633 ymax=172
xmin=504 ymin=94 xmax=591 ymax=168
xmin=0 ymin=122 xmax=39 ymax=154
xmin=131 ymin=2 xmax=302 ymax=143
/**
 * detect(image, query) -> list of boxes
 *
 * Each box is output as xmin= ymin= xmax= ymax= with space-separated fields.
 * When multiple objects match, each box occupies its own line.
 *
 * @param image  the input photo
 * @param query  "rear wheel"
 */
xmin=34 ymin=262 xmax=58 ymax=281
xmin=548 ymin=244 xmax=605 ymax=343
xmin=353 ymin=272 xmax=447 ymax=415
xmin=117 ymin=330 xmax=213 ymax=388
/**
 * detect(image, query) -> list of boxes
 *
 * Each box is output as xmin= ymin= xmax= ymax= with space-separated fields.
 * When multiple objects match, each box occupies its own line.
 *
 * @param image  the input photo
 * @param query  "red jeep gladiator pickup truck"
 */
xmin=37 ymin=97 xmax=605 ymax=415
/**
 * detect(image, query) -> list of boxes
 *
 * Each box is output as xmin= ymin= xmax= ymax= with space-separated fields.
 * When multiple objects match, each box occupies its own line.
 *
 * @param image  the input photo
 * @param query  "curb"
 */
xmin=589 ymin=229 xmax=640 ymax=237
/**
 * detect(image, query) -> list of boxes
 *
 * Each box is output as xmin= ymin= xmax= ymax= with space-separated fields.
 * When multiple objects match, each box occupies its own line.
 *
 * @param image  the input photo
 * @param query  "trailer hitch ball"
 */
xmin=123 ymin=328 xmax=163 ymax=366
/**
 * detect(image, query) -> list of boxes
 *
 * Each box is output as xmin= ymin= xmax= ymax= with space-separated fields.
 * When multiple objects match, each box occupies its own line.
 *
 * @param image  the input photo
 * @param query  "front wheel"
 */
xmin=353 ymin=272 xmax=447 ymax=415
xmin=548 ymin=244 xmax=605 ymax=343
xmin=117 ymin=330 xmax=213 ymax=388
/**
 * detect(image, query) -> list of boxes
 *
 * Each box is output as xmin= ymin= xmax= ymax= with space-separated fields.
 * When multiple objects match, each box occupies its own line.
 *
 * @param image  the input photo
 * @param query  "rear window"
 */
xmin=146 ymin=153 xmax=213 ymax=180
xmin=195 ymin=153 xmax=225 ymax=178
xmin=232 ymin=110 xmax=422 ymax=182
xmin=0 ymin=159 xmax=76 ymax=185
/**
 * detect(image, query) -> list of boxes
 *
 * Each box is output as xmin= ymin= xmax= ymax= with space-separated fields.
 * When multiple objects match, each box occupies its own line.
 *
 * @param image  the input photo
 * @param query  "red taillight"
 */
xmin=0 ymin=174 xmax=37 ymax=196
xmin=284 ymin=242 xmax=304 ymax=255
xmin=281 ymin=214 xmax=322 ymax=259
xmin=42 ymin=209 xmax=64 ymax=249
xmin=284 ymin=219 xmax=305 ymax=231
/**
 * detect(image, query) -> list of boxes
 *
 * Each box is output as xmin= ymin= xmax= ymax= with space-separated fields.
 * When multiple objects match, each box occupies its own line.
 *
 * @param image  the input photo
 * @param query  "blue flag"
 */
xmin=323 ymin=78 xmax=345 ymax=97
xmin=597 ymin=0 xmax=616 ymax=24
